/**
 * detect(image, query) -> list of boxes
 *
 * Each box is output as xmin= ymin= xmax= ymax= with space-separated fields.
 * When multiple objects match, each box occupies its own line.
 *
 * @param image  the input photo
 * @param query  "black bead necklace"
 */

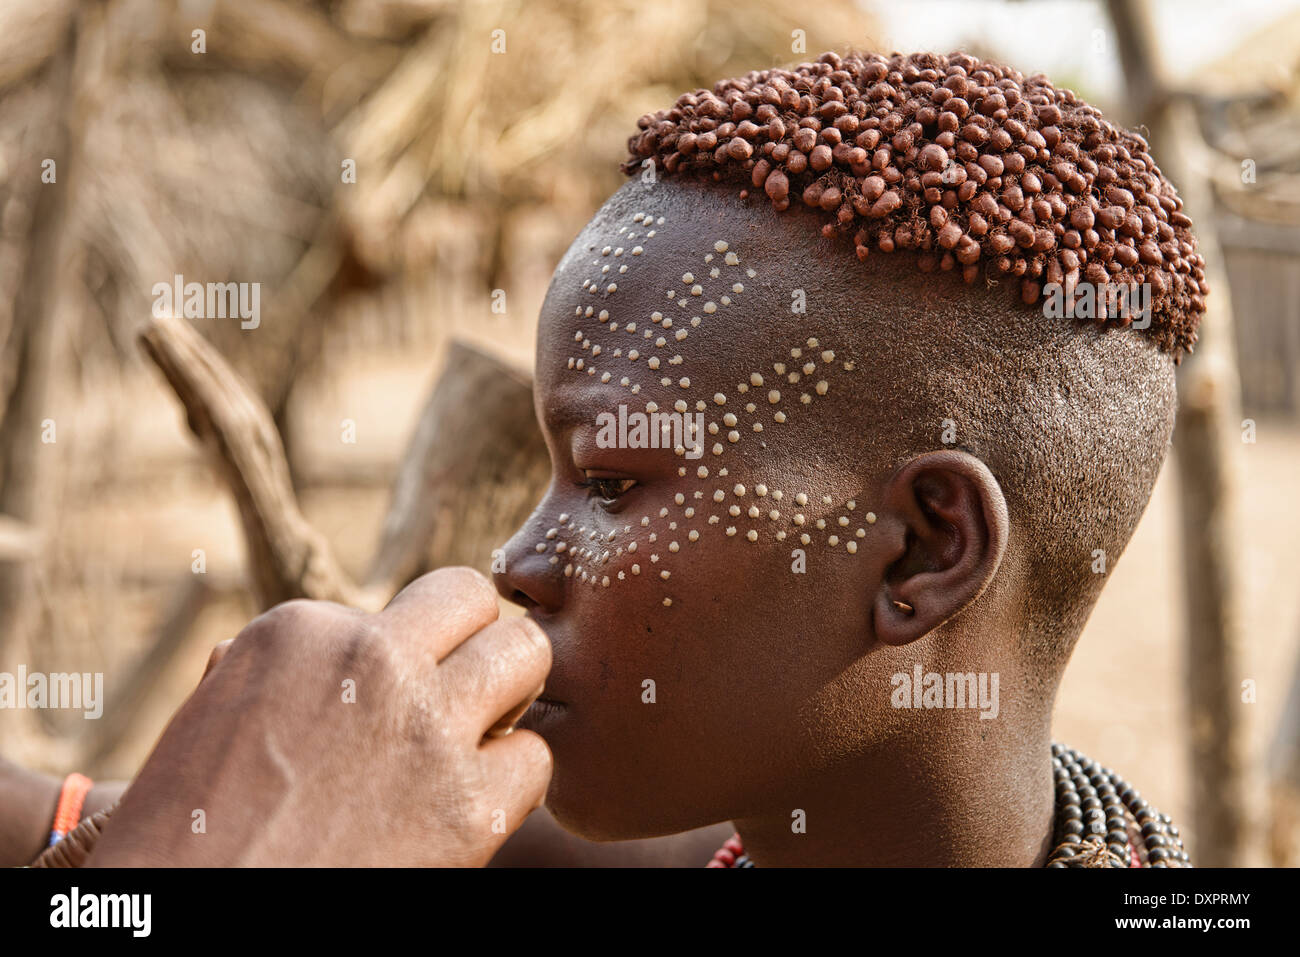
xmin=1046 ymin=742 xmax=1190 ymax=867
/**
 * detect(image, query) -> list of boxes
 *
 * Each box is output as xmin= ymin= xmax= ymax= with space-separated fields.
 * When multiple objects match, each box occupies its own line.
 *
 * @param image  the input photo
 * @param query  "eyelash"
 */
xmin=579 ymin=474 xmax=637 ymax=503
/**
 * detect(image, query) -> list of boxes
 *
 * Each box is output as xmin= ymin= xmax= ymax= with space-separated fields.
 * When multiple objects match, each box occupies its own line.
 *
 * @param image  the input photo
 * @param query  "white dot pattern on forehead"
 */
xmin=535 ymin=218 xmax=878 ymax=606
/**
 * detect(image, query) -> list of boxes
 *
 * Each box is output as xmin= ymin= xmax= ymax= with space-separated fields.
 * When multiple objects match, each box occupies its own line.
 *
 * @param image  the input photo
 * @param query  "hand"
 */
xmin=86 ymin=567 xmax=552 ymax=867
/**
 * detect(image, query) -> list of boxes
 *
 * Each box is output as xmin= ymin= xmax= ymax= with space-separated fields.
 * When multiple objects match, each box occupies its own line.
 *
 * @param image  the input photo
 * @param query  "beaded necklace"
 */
xmin=707 ymin=742 xmax=1191 ymax=868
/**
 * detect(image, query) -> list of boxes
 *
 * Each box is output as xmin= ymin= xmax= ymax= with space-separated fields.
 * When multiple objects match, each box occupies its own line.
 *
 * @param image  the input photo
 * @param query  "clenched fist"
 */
xmin=86 ymin=568 xmax=552 ymax=867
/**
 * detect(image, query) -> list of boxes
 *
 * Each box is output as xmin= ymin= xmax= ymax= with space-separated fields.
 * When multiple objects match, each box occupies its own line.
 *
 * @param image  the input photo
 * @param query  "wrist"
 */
xmin=0 ymin=758 xmax=61 ymax=866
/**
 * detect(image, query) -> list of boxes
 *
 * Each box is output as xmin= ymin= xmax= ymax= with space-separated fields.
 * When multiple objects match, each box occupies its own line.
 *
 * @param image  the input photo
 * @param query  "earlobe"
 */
xmin=871 ymin=450 xmax=1009 ymax=646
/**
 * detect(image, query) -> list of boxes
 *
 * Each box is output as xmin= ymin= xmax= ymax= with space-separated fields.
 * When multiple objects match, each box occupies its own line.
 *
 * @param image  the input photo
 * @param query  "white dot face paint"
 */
xmin=537 ymin=210 xmax=876 ymax=610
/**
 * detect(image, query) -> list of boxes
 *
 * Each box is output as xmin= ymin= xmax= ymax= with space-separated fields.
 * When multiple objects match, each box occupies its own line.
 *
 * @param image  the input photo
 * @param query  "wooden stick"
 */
xmin=0 ymin=15 xmax=78 ymax=669
xmin=1107 ymin=0 xmax=1262 ymax=866
xmin=1269 ymin=624 xmax=1300 ymax=864
xmin=138 ymin=314 xmax=363 ymax=610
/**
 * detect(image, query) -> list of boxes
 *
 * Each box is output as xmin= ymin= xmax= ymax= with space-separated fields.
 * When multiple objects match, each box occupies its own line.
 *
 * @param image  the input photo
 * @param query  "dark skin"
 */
xmin=493 ymin=176 xmax=1056 ymax=866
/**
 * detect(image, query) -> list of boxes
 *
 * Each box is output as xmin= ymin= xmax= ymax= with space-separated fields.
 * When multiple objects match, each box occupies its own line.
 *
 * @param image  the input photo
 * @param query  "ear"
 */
xmin=870 ymin=449 xmax=1008 ymax=646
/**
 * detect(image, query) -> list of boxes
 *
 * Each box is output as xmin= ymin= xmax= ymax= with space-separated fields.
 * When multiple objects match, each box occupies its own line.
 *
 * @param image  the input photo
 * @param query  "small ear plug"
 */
xmin=892 ymin=600 xmax=915 ymax=615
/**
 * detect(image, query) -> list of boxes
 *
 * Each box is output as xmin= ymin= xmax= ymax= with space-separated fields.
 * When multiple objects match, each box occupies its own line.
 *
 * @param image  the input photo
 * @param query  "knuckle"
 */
xmin=238 ymin=599 xmax=359 ymax=653
xmin=513 ymin=729 xmax=554 ymax=777
xmin=336 ymin=614 xmax=389 ymax=674
xmin=435 ymin=566 xmax=499 ymax=617
xmin=246 ymin=598 xmax=312 ymax=637
xmin=501 ymin=616 xmax=551 ymax=669
xmin=203 ymin=638 xmax=234 ymax=673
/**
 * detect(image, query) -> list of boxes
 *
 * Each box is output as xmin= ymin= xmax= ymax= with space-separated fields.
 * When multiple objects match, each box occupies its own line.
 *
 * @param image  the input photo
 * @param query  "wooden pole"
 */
xmin=138 ymin=314 xmax=363 ymax=610
xmin=1106 ymin=0 xmax=1263 ymax=866
xmin=1269 ymin=627 xmax=1300 ymax=865
xmin=0 ymin=21 xmax=77 ymax=671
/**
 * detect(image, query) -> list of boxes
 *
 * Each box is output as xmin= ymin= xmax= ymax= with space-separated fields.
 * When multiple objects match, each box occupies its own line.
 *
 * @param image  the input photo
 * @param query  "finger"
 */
xmin=478 ymin=728 xmax=553 ymax=831
xmin=201 ymin=639 xmax=234 ymax=682
xmin=378 ymin=567 xmax=500 ymax=662
xmin=438 ymin=616 xmax=551 ymax=739
xmin=484 ymin=686 xmax=543 ymax=740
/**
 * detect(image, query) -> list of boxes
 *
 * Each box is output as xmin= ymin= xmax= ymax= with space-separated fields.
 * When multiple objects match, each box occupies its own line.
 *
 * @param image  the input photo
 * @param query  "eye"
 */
xmin=580 ymin=472 xmax=637 ymax=504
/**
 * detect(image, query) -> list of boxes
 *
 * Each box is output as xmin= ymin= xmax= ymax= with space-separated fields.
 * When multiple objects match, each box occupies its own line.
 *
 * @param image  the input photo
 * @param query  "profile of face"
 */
xmin=494 ymin=177 xmax=1011 ymax=841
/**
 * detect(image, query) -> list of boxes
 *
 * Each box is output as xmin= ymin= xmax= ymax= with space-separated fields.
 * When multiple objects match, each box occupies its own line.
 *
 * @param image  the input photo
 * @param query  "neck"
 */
xmin=732 ymin=715 xmax=1056 ymax=867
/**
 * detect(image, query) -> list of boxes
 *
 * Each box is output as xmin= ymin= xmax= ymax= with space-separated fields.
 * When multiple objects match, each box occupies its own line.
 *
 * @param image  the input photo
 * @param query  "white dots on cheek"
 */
xmin=555 ymin=228 xmax=883 ymax=601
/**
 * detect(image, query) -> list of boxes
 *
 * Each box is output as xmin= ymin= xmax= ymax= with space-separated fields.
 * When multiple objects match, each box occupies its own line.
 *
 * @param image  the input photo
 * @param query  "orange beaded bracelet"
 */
xmin=49 ymin=772 xmax=94 ymax=847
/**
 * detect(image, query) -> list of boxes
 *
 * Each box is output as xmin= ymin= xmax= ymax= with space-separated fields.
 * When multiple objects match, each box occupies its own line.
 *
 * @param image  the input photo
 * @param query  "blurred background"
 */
xmin=0 ymin=0 xmax=1297 ymax=866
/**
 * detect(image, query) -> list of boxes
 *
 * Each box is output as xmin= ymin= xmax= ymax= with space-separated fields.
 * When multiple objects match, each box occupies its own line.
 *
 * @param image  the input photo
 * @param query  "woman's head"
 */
xmin=494 ymin=51 xmax=1201 ymax=841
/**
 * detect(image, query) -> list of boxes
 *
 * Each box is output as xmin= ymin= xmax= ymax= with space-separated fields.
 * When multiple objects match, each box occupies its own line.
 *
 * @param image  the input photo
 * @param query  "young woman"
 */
xmin=488 ymin=48 xmax=1199 ymax=867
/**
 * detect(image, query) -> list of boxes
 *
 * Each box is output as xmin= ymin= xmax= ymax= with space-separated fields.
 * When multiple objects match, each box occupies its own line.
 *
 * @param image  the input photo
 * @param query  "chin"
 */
xmin=543 ymin=760 xmax=719 ymax=843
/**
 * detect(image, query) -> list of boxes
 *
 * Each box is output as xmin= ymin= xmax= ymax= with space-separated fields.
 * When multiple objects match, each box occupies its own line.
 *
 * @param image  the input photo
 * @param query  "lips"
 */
xmin=517 ymin=696 xmax=567 ymax=733
xmin=530 ymin=697 xmax=566 ymax=717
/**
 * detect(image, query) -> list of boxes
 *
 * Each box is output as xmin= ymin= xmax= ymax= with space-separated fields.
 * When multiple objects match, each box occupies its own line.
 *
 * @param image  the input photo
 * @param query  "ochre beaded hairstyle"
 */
xmin=623 ymin=50 xmax=1207 ymax=357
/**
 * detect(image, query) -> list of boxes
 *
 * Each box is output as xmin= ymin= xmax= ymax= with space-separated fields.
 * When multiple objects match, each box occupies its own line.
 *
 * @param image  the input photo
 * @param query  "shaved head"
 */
xmin=541 ymin=176 xmax=1175 ymax=646
xmin=499 ymin=173 xmax=1175 ymax=840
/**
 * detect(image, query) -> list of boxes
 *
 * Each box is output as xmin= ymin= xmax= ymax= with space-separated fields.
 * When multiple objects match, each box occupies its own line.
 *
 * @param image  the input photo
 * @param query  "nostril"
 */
xmin=492 ymin=542 xmax=562 ymax=613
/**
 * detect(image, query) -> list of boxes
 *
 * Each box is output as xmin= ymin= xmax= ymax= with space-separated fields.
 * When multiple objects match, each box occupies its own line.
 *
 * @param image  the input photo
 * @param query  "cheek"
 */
xmin=523 ymin=479 xmax=878 ymax=732
xmin=527 ymin=473 xmax=880 ymax=617
xmin=522 ymin=480 xmax=878 ymax=822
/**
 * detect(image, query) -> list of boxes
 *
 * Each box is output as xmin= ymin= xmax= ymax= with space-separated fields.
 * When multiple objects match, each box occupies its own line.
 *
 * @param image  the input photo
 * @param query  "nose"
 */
xmin=493 ymin=503 xmax=566 ymax=614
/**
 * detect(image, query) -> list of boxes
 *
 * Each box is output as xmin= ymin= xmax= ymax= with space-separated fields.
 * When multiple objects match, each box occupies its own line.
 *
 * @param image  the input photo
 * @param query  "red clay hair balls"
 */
xmin=623 ymin=50 xmax=1207 ymax=357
